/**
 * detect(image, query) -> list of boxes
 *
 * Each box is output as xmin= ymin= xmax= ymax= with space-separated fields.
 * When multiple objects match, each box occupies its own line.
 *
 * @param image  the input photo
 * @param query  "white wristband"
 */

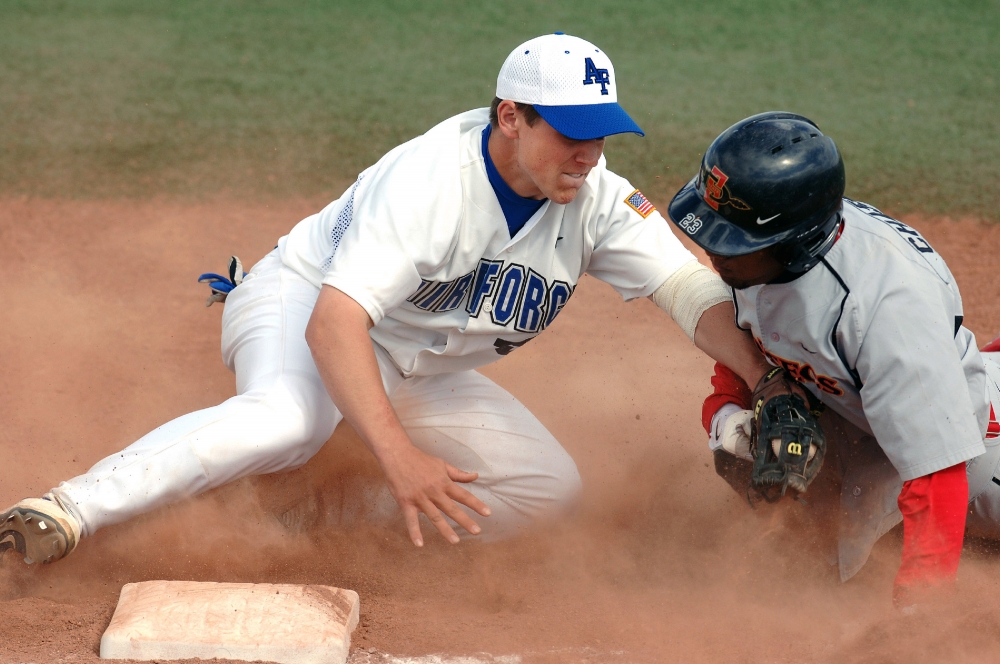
xmin=650 ymin=260 xmax=733 ymax=342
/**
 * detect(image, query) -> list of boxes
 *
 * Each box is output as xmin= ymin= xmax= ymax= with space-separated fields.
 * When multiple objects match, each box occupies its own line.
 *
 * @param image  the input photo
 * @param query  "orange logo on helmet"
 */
xmin=703 ymin=165 xmax=751 ymax=212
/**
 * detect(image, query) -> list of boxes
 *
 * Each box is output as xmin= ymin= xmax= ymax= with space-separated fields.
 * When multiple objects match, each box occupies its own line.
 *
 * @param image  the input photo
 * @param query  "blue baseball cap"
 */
xmin=496 ymin=33 xmax=644 ymax=141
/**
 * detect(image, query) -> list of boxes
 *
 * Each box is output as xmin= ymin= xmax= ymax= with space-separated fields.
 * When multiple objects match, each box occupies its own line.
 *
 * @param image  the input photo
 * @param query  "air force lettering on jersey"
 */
xmin=406 ymin=260 xmax=573 ymax=335
xmin=279 ymin=107 xmax=696 ymax=378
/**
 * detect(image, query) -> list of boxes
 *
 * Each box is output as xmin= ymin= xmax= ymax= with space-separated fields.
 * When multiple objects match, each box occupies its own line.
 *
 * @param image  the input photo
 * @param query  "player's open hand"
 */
xmin=378 ymin=443 xmax=491 ymax=547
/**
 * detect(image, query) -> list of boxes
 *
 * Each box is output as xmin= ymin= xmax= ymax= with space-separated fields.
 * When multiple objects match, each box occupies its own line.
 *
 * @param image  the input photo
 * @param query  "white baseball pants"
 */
xmin=50 ymin=251 xmax=582 ymax=540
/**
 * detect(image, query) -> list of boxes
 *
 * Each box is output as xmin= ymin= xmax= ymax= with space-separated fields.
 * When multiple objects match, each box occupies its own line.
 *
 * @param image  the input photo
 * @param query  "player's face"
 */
xmin=514 ymin=118 xmax=605 ymax=204
xmin=492 ymin=101 xmax=605 ymax=205
xmin=706 ymin=249 xmax=786 ymax=289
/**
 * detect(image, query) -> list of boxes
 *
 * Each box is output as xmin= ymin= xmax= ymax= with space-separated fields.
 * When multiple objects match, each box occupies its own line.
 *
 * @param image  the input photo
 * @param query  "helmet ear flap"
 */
xmin=772 ymin=210 xmax=843 ymax=273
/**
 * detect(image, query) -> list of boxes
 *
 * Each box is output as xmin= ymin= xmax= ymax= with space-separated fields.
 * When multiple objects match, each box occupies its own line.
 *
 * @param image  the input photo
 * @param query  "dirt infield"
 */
xmin=2 ymin=198 xmax=999 ymax=663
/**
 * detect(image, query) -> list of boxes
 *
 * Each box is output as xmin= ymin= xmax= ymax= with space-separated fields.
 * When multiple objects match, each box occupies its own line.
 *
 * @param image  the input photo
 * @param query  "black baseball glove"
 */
xmin=748 ymin=367 xmax=826 ymax=502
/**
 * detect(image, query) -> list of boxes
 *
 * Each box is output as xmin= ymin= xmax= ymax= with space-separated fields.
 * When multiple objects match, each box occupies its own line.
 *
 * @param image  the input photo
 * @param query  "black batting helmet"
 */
xmin=667 ymin=112 xmax=845 ymax=273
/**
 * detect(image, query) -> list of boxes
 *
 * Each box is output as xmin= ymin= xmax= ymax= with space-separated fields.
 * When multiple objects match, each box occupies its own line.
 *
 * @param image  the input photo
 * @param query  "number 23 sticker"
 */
xmin=678 ymin=213 xmax=703 ymax=235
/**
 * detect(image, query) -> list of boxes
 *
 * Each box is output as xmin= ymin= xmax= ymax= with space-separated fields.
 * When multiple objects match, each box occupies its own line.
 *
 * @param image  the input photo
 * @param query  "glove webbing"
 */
xmin=747 ymin=367 xmax=827 ymax=504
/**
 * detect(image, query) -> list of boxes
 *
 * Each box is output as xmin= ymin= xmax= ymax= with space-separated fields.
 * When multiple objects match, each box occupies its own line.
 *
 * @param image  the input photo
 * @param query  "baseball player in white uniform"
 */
xmin=668 ymin=111 xmax=1000 ymax=605
xmin=2 ymin=34 xmax=770 ymax=566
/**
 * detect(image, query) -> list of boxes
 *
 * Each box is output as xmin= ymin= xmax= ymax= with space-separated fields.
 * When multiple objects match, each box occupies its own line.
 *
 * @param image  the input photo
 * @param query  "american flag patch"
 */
xmin=625 ymin=189 xmax=656 ymax=218
xmin=988 ymin=404 xmax=1000 ymax=440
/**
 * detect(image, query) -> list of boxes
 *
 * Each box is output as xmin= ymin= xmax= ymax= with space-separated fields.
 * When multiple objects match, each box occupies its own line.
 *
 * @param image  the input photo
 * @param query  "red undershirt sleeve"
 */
xmin=702 ymin=362 xmax=753 ymax=433
xmin=893 ymin=462 xmax=968 ymax=604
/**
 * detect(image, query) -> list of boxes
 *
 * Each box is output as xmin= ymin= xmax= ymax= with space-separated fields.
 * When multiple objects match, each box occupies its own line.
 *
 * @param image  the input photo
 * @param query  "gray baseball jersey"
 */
xmin=732 ymin=198 xmax=989 ymax=482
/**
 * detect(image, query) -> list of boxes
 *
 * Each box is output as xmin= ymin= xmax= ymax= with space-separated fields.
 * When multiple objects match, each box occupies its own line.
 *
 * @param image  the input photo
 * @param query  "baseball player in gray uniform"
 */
xmin=670 ymin=111 xmax=1000 ymax=605
xmin=1 ymin=34 xmax=770 ymax=566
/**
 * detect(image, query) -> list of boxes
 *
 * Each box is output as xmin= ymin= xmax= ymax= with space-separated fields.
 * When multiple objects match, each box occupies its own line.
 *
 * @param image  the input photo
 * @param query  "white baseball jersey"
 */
xmin=732 ymin=198 xmax=990 ymax=481
xmin=278 ymin=108 xmax=696 ymax=377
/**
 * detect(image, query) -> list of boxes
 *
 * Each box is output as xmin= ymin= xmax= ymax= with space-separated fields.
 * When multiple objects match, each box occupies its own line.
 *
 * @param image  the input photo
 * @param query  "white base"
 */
xmin=100 ymin=580 xmax=359 ymax=664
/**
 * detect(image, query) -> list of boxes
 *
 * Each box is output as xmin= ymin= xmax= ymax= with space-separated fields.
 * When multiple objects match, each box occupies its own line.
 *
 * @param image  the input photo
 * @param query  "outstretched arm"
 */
xmin=894 ymin=463 xmax=967 ymax=607
xmin=692 ymin=302 xmax=770 ymax=388
xmin=305 ymin=285 xmax=491 ymax=546
xmin=649 ymin=261 xmax=769 ymax=388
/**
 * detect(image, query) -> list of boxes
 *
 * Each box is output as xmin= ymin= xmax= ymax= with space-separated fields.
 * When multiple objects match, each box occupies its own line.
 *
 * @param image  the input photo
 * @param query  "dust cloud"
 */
xmin=2 ymin=199 xmax=1000 ymax=662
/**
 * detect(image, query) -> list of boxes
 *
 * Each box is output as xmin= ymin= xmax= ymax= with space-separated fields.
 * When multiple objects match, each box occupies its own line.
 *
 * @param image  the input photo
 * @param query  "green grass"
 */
xmin=0 ymin=0 xmax=997 ymax=216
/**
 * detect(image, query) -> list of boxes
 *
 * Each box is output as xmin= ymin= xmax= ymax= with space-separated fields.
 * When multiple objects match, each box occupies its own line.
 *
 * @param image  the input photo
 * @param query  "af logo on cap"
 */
xmin=702 ymin=165 xmax=750 ymax=212
xmin=582 ymin=58 xmax=611 ymax=95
